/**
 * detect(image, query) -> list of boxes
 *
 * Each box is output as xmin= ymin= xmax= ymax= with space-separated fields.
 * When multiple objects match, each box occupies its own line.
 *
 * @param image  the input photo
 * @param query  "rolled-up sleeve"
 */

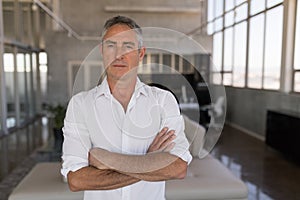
xmin=61 ymin=93 xmax=92 ymax=178
xmin=160 ymin=92 xmax=193 ymax=165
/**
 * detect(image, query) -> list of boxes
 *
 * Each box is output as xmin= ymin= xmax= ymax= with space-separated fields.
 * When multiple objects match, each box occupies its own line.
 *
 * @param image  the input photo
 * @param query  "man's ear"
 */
xmin=139 ymin=46 xmax=146 ymax=61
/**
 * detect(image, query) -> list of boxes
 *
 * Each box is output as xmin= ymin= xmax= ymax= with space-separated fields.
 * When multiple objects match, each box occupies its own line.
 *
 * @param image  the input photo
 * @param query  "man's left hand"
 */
xmin=147 ymin=127 xmax=176 ymax=153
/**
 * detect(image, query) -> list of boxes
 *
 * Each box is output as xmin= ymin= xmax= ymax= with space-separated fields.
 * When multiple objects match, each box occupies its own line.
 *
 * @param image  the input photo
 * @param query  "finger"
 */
xmin=163 ymin=142 xmax=175 ymax=152
xmin=156 ymin=130 xmax=175 ymax=148
xmin=147 ymin=127 xmax=171 ymax=153
xmin=159 ymin=134 xmax=176 ymax=150
xmin=149 ymin=127 xmax=169 ymax=148
xmin=156 ymin=127 xmax=169 ymax=140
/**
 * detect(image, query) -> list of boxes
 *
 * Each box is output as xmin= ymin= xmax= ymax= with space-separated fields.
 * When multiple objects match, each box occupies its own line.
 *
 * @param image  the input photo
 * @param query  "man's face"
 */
xmin=101 ymin=24 xmax=145 ymax=81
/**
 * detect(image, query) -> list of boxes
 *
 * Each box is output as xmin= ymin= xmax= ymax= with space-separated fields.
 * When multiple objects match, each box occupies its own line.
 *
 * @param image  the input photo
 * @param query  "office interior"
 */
xmin=0 ymin=0 xmax=299 ymax=199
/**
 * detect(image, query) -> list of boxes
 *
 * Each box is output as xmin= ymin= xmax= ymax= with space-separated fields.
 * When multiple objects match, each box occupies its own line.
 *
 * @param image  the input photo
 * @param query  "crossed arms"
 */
xmin=67 ymin=128 xmax=188 ymax=191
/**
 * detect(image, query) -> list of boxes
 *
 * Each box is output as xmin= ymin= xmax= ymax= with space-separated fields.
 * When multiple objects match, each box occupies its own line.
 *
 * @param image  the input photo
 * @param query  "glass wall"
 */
xmin=0 ymin=0 xmax=49 ymax=134
xmin=2 ymin=49 xmax=43 ymax=130
xmin=25 ymin=53 xmax=33 ymax=117
xmin=0 ymin=0 xmax=48 ymax=183
xmin=207 ymin=0 xmax=284 ymax=90
xmin=3 ymin=49 xmax=16 ymax=128
xmin=17 ymin=52 xmax=28 ymax=124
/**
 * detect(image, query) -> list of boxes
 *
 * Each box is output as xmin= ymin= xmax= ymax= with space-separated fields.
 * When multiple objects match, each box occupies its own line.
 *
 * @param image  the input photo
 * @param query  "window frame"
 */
xmin=208 ymin=0 xmax=285 ymax=92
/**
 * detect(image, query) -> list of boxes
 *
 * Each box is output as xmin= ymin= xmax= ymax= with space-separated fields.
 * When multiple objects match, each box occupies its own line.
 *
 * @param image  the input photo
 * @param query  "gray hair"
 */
xmin=101 ymin=15 xmax=143 ymax=49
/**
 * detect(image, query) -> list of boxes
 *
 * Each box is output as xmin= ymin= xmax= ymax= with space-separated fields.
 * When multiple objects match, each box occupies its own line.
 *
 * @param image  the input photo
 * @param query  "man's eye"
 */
xmin=125 ymin=45 xmax=133 ymax=49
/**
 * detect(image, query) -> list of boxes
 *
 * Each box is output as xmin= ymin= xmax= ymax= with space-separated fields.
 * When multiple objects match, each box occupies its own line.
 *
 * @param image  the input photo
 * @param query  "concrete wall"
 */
xmin=225 ymin=87 xmax=300 ymax=138
xmin=45 ymin=32 xmax=97 ymax=103
xmin=60 ymin=0 xmax=202 ymax=35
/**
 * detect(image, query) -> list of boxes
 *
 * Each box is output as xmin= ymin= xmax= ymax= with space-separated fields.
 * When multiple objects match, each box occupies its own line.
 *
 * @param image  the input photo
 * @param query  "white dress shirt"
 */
xmin=61 ymin=77 xmax=192 ymax=200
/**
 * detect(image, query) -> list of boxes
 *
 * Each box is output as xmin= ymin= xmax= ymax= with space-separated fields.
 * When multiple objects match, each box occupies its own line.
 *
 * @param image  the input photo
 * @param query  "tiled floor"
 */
xmin=1 ymin=125 xmax=300 ymax=200
xmin=0 ymin=142 xmax=61 ymax=200
xmin=0 ymin=153 xmax=37 ymax=200
xmin=212 ymin=125 xmax=300 ymax=200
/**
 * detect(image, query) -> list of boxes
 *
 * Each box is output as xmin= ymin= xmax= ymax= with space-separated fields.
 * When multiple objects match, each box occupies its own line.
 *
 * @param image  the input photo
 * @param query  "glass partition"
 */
xmin=17 ymin=52 xmax=27 ymax=124
xmin=2 ymin=47 xmax=42 ymax=128
xmin=25 ymin=53 xmax=33 ymax=117
xmin=3 ymin=47 xmax=16 ymax=128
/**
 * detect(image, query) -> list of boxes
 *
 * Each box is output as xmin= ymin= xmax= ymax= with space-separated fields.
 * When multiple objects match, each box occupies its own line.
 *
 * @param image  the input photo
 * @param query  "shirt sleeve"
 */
xmin=61 ymin=93 xmax=92 ymax=178
xmin=160 ymin=91 xmax=193 ymax=165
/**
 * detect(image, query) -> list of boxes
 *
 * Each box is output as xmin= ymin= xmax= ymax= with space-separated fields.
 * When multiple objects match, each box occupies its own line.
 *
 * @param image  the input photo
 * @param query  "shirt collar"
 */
xmin=135 ymin=78 xmax=148 ymax=98
xmin=95 ymin=76 xmax=111 ymax=98
xmin=95 ymin=76 xmax=148 ymax=99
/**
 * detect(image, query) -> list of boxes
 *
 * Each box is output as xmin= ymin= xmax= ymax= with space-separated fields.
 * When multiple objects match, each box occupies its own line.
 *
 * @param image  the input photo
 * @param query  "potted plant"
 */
xmin=44 ymin=103 xmax=66 ymax=151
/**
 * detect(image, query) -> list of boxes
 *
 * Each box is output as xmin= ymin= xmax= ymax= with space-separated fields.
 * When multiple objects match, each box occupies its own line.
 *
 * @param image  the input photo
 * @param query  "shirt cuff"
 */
xmin=170 ymin=148 xmax=193 ymax=165
xmin=61 ymin=162 xmax=88 ymax=178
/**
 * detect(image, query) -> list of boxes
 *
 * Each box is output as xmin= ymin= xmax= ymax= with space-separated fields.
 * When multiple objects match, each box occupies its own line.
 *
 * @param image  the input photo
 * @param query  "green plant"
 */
xmin=45 ymin=104 xmax=66 ymax=129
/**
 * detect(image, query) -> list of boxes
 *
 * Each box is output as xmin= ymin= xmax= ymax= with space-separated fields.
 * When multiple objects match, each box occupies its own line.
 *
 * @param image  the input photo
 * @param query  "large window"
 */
xmin=250 ymin=0 xmax=265 ymax=15
xmin=294 ymin=0 xmax=300 ymax=92
xmin=233 ymin=22 xmax=247 ymax=87
xmin=208 ymin=0 xmax=284 ymax=90
xmin=223 ymin=27 xmax=233 ymax=86
xmin=248 ymin=14 xmax=264 ymax=88
xmin=212 ymin=32 xmax=223 ymax=84
xmin=263 ymin=6 xmax=283 ymax=90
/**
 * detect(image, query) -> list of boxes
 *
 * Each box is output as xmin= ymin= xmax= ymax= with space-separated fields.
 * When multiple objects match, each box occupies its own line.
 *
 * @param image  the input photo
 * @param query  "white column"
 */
xmin=280 ymin=0 xmax=297 ymax=93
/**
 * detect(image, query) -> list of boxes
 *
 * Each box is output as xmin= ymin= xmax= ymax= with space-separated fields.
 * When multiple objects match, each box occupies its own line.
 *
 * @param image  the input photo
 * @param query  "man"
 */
xmin=61 ymin=15 xmax=192 ymax=200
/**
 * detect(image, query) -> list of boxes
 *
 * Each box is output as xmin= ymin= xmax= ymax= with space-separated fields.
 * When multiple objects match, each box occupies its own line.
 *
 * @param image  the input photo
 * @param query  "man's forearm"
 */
xmin=89 ymin=148 xmax=187 ymax=181
xmin=124 ymin=157 xmax=187 ymax=181
xmin=67 ymin=166 xmax=140 ymax=191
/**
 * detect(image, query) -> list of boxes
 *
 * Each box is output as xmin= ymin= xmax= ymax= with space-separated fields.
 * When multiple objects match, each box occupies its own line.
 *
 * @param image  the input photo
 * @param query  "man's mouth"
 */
xmin=112 ymin=62 xmax=128 ymax=68
xmin=113 ymin=64 xmax=127 ymax=67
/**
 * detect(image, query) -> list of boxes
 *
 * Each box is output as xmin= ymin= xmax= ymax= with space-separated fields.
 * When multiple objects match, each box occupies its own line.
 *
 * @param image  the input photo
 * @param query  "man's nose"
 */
xmin=115 ymin=47 xmax=125 ymax=60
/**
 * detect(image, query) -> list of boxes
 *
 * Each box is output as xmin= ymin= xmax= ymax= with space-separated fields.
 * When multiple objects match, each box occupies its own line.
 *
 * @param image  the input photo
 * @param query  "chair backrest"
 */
xmin=183 ymin=114 xmax=206 ymax=158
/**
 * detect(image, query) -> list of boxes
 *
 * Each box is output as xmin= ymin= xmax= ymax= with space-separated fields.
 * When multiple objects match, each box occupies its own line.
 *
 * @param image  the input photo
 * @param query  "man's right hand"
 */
xmin=147 ymin=127 xmax=176 ymax=153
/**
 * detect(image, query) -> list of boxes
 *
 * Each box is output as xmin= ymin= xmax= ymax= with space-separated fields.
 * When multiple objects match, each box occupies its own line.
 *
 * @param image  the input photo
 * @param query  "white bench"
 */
xmin=166 ymin=155 xmax=248 ymax=200
xmin=8 ymin=163 xmax=83 ymax=200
